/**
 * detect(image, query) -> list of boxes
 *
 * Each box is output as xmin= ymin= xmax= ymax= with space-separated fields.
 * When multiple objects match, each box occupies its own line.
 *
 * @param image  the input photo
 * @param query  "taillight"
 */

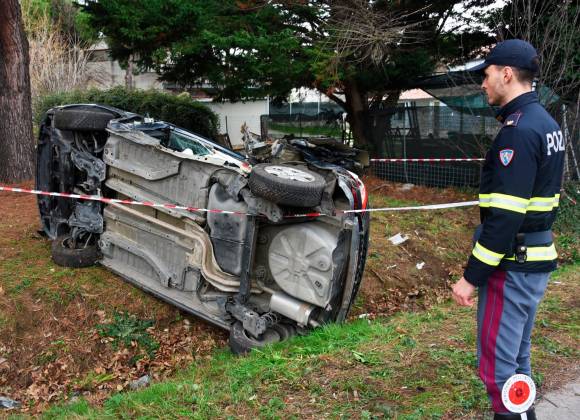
xmin=359 ymin=180 xmax=368 ymax=209
xmin=346 ymin=170 xmax=367 ymax=210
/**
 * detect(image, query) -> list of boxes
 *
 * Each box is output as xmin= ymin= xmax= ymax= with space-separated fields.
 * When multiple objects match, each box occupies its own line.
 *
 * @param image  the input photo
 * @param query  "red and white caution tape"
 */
xmin=370 ymin=157 xmax=484 ymax=162
xmin=0 ymin=186 xmax=247 ymax=215
xmin=0 ymin=186 xmax=478 ymax=217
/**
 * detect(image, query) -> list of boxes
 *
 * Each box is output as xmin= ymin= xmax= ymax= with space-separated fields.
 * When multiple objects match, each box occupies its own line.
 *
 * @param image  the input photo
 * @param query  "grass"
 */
xmin=269 ymin=122 xmax=343 ymax=138
xmin=2 ymin=184 xmax=577 ymax=417
xmin=37 ymin=261 xmax=579 ymax=419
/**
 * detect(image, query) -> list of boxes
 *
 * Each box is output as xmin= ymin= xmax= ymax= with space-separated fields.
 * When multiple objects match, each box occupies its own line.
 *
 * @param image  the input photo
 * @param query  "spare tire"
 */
xmin=53 ymin=108 xmax=116 ymax=131
xmin=51 ymin=235 xmax=100 ymax=268
xmin=248 ymin=164 xmax=326 ymax=207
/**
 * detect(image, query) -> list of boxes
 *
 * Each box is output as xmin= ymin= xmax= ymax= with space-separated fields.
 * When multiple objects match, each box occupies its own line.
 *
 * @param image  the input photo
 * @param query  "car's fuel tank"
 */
xmin=207 ymin=183 xmax=249 ymax=276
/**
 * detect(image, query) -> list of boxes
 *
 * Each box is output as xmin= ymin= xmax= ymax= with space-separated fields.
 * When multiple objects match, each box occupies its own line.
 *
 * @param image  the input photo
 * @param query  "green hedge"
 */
xmin=35 ymin=87 xmax=219 ymax=139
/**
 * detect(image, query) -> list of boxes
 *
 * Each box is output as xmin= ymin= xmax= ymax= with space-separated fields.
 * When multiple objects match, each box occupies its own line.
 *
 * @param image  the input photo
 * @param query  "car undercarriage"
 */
xmin=36 ymin=104 xmax=370 ymax=353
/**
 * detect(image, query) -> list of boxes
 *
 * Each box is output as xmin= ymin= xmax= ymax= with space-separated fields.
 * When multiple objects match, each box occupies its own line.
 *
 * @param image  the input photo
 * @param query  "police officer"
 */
xmin=451 ymin=39 xmax=565 ymax=419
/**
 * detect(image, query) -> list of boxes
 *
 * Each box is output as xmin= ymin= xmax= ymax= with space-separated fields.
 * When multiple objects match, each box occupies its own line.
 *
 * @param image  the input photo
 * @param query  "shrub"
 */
xmin=554 ymin=181 xmax=579 ymax=235
xmin=553 ymin=181 xmax=579 ymax=263
xmin=35 ymin=86 xmax=219 ymax=139
xmin=22 ymin=0 xmax=102 ymax=113
xmin=96 ymin=311 xmax=159 ymax=361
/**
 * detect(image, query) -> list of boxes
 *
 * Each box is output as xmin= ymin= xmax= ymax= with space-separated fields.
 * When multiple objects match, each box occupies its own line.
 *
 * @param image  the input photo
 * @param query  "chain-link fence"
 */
xmin=369 ymin=105 xmax=499 ymax=158
xmin=366 ymin=105 xmax=495 ymax=187
xmin=261 ymin=112 xmax=348 ymax=142
xmin=368 ymin=102 xmax=579 ymax=187
xmin=370 ymin=160 xmax=483 ymax=188
xmin=263 ymin=97 xmax=579 ymax=188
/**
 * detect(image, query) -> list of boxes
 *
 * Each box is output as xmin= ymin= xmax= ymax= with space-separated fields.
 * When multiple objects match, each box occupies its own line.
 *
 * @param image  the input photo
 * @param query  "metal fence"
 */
xmin=368 ymin=103 xmax=579 ymax=187
xmin=260 ymin=112 xmax=347 ymax=142
xmin=262 ymin=101 xmax=579 ymax=187
xmin=370 ymin=159 xmax=483 ymax=188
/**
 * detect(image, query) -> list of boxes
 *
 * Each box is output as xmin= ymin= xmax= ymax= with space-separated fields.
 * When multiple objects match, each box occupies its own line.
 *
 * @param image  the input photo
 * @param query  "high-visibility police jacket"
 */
xmin=464 ymin=91 xmax=565 ymax=287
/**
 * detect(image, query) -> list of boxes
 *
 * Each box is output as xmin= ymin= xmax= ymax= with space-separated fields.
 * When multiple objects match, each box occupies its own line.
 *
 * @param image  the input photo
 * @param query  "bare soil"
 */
xmin=353 ymin=175 xmax=480 ymax=317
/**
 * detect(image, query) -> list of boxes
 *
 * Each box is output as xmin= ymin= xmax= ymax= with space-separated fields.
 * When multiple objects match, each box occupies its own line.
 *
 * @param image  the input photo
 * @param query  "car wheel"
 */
xmin=51 ymin=235 xmax=100 ymax=268
xmin=228 ymin=321 xmax=281 ymax=355
xmin=248 ymin=164 xmax=326 ymax=207
xmin=53 ymin=108 xmax=116 ymax=131
xmin=271 ymin=323 xmax=296 ymax=341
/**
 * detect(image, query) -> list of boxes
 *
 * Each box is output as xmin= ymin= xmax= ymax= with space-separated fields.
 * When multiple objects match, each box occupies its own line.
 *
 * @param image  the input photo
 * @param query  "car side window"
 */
xmin=167 ymin=131 xmax=210 ymax=156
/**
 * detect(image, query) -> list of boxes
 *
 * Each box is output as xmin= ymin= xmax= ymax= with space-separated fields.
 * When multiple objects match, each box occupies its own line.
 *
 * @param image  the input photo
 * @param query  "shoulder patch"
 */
xmin=499 ymin=148 xmax=514 ymax=166
xmin=503 ymin=111 xmax=522 ymax=127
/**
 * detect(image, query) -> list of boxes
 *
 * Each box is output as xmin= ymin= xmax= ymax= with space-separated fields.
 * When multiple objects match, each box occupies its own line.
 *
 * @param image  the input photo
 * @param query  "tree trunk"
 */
xmin=0 ymin=0 xmax=34 ymax=183
xmin=125 ymin=54 xmax=134 ymax=89
xmin=382 ymin=89 xmax=401 ymax=157
xmin=343 ymin=79 xmax=370 ymax=149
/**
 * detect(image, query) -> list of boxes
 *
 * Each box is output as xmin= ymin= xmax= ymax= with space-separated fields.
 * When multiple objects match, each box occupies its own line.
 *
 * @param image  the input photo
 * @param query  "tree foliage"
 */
xmin=22 ymin=0 xmax=97 ymax=43
xmin=82 ymin=0 xmax=497 ymax=148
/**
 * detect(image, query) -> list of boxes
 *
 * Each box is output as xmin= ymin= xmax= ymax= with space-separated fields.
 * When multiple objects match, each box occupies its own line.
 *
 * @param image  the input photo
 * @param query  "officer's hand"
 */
xmin=452 ymin=277 xmax=476 ymax=307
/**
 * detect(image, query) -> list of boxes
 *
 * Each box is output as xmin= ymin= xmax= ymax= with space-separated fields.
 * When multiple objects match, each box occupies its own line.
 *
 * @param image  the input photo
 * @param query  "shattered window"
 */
xmin=167 ymin=131 xmax=210 ymax=156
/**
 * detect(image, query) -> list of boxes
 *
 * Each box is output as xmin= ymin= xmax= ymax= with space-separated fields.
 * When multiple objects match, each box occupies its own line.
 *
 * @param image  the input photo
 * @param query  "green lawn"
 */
xmin=2 ymin=183 xmax=577 ymax=418
xmin=39 ymin=261 xmax=579 ymax=419
xmin=268 ymin=122 xmax=343 ymax=138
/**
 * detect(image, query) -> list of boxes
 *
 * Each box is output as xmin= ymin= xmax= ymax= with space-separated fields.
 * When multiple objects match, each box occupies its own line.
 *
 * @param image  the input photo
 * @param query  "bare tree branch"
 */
xmin=494 ymin=0 xmax=580 ymax=103
xmin=324 ymin=0 xmax=426 ymax=67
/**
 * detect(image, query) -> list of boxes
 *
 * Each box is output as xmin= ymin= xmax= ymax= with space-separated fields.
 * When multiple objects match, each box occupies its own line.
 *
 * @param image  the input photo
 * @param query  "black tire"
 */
xmin=248 ymin=164 xmax=326 ymax=207
xmin=228 ymin=321 xmax=281 ymax=355
xmin=53 ymin=108 xmax=116 ymax=131
xmin=271 ymin=323 xmax=296 ymax=341
xmin=51 ymin=235 xmax=100 ymax=268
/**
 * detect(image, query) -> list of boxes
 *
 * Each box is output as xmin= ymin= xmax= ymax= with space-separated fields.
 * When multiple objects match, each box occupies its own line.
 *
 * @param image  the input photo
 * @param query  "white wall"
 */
xmin=206 ymin=100 xmax=268 ymax=147
xmin=86 ymin=60 xmax=165 ymax=90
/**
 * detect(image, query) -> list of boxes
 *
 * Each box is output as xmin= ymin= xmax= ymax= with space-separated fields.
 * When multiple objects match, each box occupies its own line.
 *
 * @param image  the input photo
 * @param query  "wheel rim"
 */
xmin=242 ymin=327 xmax=280 ymax=345
xmin=264 ymin=165 xmax=316 ymax=183
xmin=63 ymin=232 xmax=94 ymax=250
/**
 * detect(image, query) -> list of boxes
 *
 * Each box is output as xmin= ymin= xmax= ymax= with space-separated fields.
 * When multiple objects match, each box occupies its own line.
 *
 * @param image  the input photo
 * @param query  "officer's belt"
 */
xmin=520 ymin=230 xmax=553 ymax=246
xmin=472 ymin=224 xmax=553 ymax=246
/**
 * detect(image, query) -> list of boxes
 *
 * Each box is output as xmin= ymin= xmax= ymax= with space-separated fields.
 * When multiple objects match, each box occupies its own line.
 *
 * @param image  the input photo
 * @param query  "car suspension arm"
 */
xmin=235 ymin=214 xmax=258 ymax=305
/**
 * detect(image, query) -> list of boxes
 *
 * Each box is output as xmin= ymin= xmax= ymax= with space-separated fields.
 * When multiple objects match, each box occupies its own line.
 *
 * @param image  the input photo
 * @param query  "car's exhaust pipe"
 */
xmin=270 ymin=291 xmax=316 ymax=327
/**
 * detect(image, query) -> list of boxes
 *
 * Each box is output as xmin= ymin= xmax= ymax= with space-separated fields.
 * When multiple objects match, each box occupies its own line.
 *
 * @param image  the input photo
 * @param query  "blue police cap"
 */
xmin=469 ymin=39 xmax=539 ymax=74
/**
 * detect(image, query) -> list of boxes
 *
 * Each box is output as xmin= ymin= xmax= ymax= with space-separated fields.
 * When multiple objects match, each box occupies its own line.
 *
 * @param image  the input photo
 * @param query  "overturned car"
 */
xmin=36 ymin=104 xmax=369 ymax=353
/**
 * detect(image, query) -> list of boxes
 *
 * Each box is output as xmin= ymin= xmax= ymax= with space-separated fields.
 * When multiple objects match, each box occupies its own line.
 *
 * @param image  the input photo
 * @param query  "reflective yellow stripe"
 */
xmin=527 ymin=194 xmax=560 ymax=211
xmin=472 ymin=241 xmax=505 ymax=266
xmin=505 ymin=244 xmax=558 ymax=262
xmin=478 ymin=193 xmax=528 ymax=214
xmin=479 ymin=193 xmax=560 ymax=212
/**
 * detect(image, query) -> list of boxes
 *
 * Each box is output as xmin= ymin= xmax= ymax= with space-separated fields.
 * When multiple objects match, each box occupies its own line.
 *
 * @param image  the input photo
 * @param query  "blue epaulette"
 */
xmin=503 ymin=111 xmax=523 ymax=127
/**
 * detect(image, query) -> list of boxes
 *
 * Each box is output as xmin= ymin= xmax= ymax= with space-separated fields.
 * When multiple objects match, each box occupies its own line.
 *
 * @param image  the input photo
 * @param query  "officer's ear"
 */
xmin=502 ymin=66 xmax=515 ymax=84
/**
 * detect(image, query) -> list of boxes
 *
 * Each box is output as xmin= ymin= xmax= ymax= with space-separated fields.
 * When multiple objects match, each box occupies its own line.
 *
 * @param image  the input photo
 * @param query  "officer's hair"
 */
xmin=511 ymin=67 xmax=536 ymax=85
xmin=506 ymin=57 xmax=539 ymax=86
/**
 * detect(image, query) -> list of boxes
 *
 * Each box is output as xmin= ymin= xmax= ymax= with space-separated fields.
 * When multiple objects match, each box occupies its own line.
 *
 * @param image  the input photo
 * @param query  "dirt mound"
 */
xmin=353 ymin=176 xmax=480 ymax=317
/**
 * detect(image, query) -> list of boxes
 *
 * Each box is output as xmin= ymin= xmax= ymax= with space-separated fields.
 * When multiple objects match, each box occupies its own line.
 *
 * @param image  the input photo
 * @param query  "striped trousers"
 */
xmin=477 ymin=270 xmax=550 ymax=413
